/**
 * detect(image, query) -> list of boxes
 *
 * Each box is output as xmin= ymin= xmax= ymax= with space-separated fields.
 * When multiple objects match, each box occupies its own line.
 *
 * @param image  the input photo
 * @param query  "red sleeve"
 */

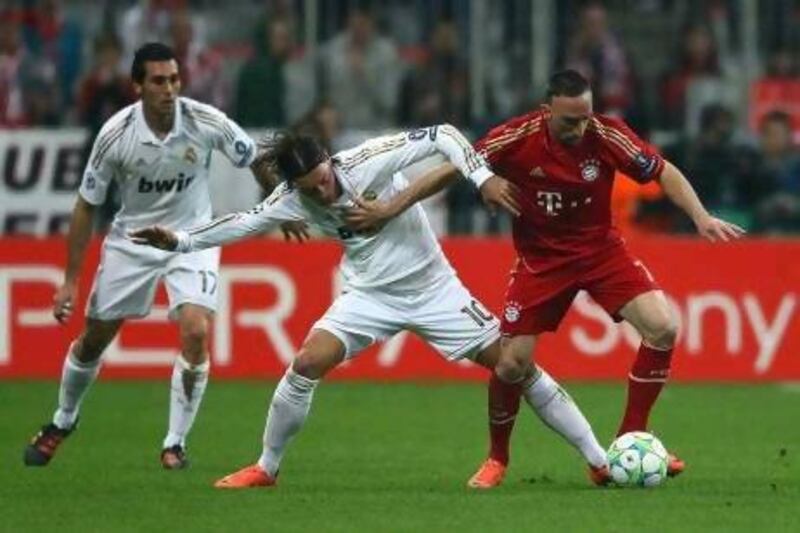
xmin=595 ymin=116 xmax=665 ymax=183
xmin=474 ymin=113 xmax=539 ymax=172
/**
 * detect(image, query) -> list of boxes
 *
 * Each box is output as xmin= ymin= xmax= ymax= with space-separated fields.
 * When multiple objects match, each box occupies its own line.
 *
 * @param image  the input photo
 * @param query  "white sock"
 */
xmin=163 ymin=355 xmax=210 ymax=449
xmin=258 ymin=368 xmax=318 ymax=477
xmin=523 ymin=368 xmax=607 ymax=468
xmin=53 ymin=342 xmax=101 ymax=430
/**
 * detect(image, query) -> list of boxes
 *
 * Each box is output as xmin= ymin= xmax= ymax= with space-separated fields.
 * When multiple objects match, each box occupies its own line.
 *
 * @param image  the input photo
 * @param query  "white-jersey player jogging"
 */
xmin=175 ymin=125 xmax=499 ymax=360
xmin=83 ymin=97 xmax=255 ymax=320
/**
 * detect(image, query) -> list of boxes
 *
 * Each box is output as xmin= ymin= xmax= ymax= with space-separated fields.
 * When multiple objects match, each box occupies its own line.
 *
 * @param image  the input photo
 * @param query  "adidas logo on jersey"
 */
xmin=138 ymin=174 xmax=195 ymax=193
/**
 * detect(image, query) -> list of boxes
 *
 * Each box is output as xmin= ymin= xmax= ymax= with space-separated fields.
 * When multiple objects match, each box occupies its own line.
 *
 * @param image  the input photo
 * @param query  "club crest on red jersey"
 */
xmin=504 ymin=301 xmax=521 ymax=323
xmin=579 ymin=158 xmax=600 ymax=182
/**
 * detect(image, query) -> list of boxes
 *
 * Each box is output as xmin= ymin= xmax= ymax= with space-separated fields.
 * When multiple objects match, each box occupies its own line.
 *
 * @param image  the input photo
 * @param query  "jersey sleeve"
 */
xmin=79 ymin=121 xmax=123 ymax=205
xmin=175 ymin=183 xmax=305 ymax=252
xmin=191 ymin=101 xmax=256 ymax=168
xmin=597 ymin=116 xmax=665 ymax=183
xmin=474 ymin=115 xmax=537 ymax=175
xmin=336 ymin=124 xmax=494 ymax=189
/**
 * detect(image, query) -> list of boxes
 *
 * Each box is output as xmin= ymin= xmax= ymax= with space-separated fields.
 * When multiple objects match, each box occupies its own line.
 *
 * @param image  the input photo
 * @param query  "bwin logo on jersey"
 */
xmin=138 ymin=173 xmax=195 ymax=193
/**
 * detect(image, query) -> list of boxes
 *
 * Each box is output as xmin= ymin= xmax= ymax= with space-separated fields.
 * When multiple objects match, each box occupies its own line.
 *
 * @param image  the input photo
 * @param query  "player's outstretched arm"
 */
xmin=344 ymin=163 xmax=459 ymax=231
xmin=659 ymin=160 xmax=746 ymax=242
xmin=129 ymin=226 xmax=179 ymax=251
xmin=54 ymin=196 xmax=95 ymax=324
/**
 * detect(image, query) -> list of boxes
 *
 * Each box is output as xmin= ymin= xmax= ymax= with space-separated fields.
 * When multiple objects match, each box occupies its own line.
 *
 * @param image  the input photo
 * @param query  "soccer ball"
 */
xmin=607 ymin=431 xmax=668 ymax=488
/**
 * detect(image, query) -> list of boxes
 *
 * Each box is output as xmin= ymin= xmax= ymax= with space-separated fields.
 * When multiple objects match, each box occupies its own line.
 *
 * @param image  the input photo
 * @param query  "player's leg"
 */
xmin=216 ymin=289 xmax=399 ymax=488
xmin=473 ymin=341 xmax=525 ymax=473
xmin=160 ymin=303 xmax=213 ymax=469
xmin=161 ymin=247 xmax=219 ymax=468
xmin=585 ymin=253 xmax=684 ymax=476
xmin=214 ymin=329 xmax=346 ymax=489
xmin=495 ymin=335 xmax=608 ymax=474
xmin=616 ymin=290 xmax=678 ymax=436
xmin=24 ymin=318 xmax=122 ymax=466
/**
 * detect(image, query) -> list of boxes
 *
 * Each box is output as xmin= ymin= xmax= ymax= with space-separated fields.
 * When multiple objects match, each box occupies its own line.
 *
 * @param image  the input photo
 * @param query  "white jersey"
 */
xmin=174 ymin=125 xmax=493 ymax=291
xmin=79 ymin=97 xmax=256 ymax=237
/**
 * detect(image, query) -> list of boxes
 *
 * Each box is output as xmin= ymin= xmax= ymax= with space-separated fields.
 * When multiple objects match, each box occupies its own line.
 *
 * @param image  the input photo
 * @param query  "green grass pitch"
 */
xmin=1 ymin=382 xmax=798 ymax=532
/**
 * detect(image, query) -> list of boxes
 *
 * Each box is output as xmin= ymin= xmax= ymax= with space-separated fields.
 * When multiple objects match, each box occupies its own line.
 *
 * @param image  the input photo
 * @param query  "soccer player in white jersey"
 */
xmin=23 ymin=43 xmax=281 ymax=470
xmin=130 ymin=126 xmax=615 ymax=488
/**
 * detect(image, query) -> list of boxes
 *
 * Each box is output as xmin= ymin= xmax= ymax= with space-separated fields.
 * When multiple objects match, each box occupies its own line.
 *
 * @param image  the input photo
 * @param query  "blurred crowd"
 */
xmin=2 ymin=0 xmax=800 ymax=235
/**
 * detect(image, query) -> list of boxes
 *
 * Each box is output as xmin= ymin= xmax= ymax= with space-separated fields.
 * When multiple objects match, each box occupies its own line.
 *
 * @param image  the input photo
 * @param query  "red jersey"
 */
xmin=475 ymin=110 xmax=665 ymax=273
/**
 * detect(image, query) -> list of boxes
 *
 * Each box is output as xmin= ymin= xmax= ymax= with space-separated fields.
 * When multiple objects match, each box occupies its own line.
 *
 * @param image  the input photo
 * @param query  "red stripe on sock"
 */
xmin=488 ymin=373 xmax=522 ymax=465
xmin=617 ymin=344 xmax=673 ymax=436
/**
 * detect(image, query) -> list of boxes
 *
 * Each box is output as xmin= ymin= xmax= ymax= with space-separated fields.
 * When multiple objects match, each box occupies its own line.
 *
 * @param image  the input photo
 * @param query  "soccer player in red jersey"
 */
xmin=467 ymin=69 xmax=744 ymax=487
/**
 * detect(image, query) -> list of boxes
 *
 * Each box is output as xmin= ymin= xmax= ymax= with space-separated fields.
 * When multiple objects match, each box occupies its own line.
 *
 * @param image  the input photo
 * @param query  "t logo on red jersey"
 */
xmin=537 ymin=191 xmax=563 ymax=216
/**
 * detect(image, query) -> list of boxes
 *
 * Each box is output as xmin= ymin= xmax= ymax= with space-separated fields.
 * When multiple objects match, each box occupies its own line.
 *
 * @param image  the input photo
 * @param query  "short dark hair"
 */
xmin=257 ymin=132 xmax=328 ymax=185
xmin=760 ymin=110 xmax=792 ymax=131
xmin=546 ymin=69 xmax=591 ymax=101
xmin=131 ymin=42 xmax=176 ymax=83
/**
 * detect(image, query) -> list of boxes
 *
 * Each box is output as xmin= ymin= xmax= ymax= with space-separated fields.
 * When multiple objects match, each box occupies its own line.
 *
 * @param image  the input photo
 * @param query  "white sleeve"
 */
xmin=192 ymin=102 xmax=256 ymax=168
xmin=79 ymin=122 xmax=122 ymax=205
xmin=337 ymin=124 xmax=494 ymax=188
xmin=175 ymin=184 xmax=304 ymax=252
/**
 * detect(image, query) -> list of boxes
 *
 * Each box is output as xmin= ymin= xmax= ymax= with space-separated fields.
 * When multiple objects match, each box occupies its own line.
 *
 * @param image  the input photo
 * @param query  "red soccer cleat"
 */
xmin=588 ymin=463 xmax=612 ymax=486
xmin=214 ymin=464 xmax=277 ymax=489
xmin=667 ymin=452 xmax=686 ymax=477
xmin=467 ymin=458 xmax=507 ymax=489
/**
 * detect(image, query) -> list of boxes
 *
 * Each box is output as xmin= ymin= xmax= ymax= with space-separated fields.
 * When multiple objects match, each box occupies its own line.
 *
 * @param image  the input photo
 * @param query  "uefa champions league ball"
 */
xmin=607 ymin=431 xmax=669 ymax=488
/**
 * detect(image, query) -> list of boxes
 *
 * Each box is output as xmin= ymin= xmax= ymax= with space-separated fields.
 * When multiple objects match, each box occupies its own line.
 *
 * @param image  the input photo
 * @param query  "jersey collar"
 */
xmin=134 ymin=99 xmax=183 ymax=146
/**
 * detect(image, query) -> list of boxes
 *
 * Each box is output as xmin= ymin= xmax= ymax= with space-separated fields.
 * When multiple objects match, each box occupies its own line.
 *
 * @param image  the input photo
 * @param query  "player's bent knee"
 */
xmin=646 ymin=319 xmax=678 ymax=350
xmin=292 ymin=350 xmax=335 ymax=380
xmin=494 ymin=356 xmax=528 ymax=383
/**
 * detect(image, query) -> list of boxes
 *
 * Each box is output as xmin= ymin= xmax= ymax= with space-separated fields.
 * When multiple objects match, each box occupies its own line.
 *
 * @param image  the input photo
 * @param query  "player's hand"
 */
xmin=128 ymin=226 xmax=179 ymax=251
xmin=281 ymin=221 xmax=310 ymax=243
xmin=53 ymin=281 xmax=77 ymax=324
xmin=694 ymin=214 xmax=746 ymax=242
xmin=343 ymin=197 xmax=396 ymax=233
xmin=479 ymin=175 xmax=521 ymax=217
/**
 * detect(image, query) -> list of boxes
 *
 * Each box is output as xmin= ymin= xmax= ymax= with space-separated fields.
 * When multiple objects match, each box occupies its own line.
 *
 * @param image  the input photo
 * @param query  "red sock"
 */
xmin=487 ymin=373 xmax=522 ymax=465
xmin=617 ymin=344 xmax=673 ymax=436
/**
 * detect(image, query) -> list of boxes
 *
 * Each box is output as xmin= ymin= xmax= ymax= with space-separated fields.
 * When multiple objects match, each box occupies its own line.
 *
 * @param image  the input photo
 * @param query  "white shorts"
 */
xmin=86 ymin=235 xmax=220 ymax=321
xmin=313 ymin=275 xmax=500 ymax=361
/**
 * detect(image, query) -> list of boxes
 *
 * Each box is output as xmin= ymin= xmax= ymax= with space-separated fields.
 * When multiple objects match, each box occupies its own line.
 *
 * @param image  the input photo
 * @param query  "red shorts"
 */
xmin=501 ymin=245 xmax=660 ymax=336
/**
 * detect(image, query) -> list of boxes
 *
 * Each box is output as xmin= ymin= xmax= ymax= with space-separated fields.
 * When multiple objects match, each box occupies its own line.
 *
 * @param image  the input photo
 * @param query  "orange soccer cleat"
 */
xmin=214 ymin=464 xmax=277 ymax=489
xmin=588 ymin=463 xmax=612 ymax=486
xmin=467 ymin=458 xmax=507 ymax=489
xmin=667 ymin=453 xmax=686 ymax=477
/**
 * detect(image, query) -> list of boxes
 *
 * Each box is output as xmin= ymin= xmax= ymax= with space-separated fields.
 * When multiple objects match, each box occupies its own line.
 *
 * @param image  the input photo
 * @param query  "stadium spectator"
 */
xmin=77 ymin=34 xmax=136 ymax=137
xmin=235 ymin=14 xmax=289 ymax=126
xmin=169 ymin=7 xmax=227 ymax=110
xmin=659 ymin=24 xmax=721 ymax=130
xmin=399 ymin=19 xmax=470 ymax=128
xmin=663 ymin=104 xmax=761 ymax=231
xmin=753 ymin=111 xmax=800 ymax=233
xmin=292 ymin=100 xmax=343 ymax=153
xmin=0 ymin=7 xmax=59 ymax=126
xmin=565 ymin=2 xmax=634 ymax=119
xmin=22 ymin=0 xmax=83 ymax=113
xmin=319 ymin=4 xmax=402 ymax=129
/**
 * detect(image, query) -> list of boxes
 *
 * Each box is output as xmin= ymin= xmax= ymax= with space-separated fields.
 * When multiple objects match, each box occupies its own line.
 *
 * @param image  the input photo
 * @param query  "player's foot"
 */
xmin=667 ymin=452 xmax=685 ymax=477
xmin=588 ymin=463 xmax=612 ymax=486
xmin=23 ymin=421 xmax=76 ymax=466
xmin=160 ymin=445 xmax=189 ymax=470
xmin=467 ymin=458 xmax=507 ymax=489
xmin=214 ymin=464 xmax=277 ymax=489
